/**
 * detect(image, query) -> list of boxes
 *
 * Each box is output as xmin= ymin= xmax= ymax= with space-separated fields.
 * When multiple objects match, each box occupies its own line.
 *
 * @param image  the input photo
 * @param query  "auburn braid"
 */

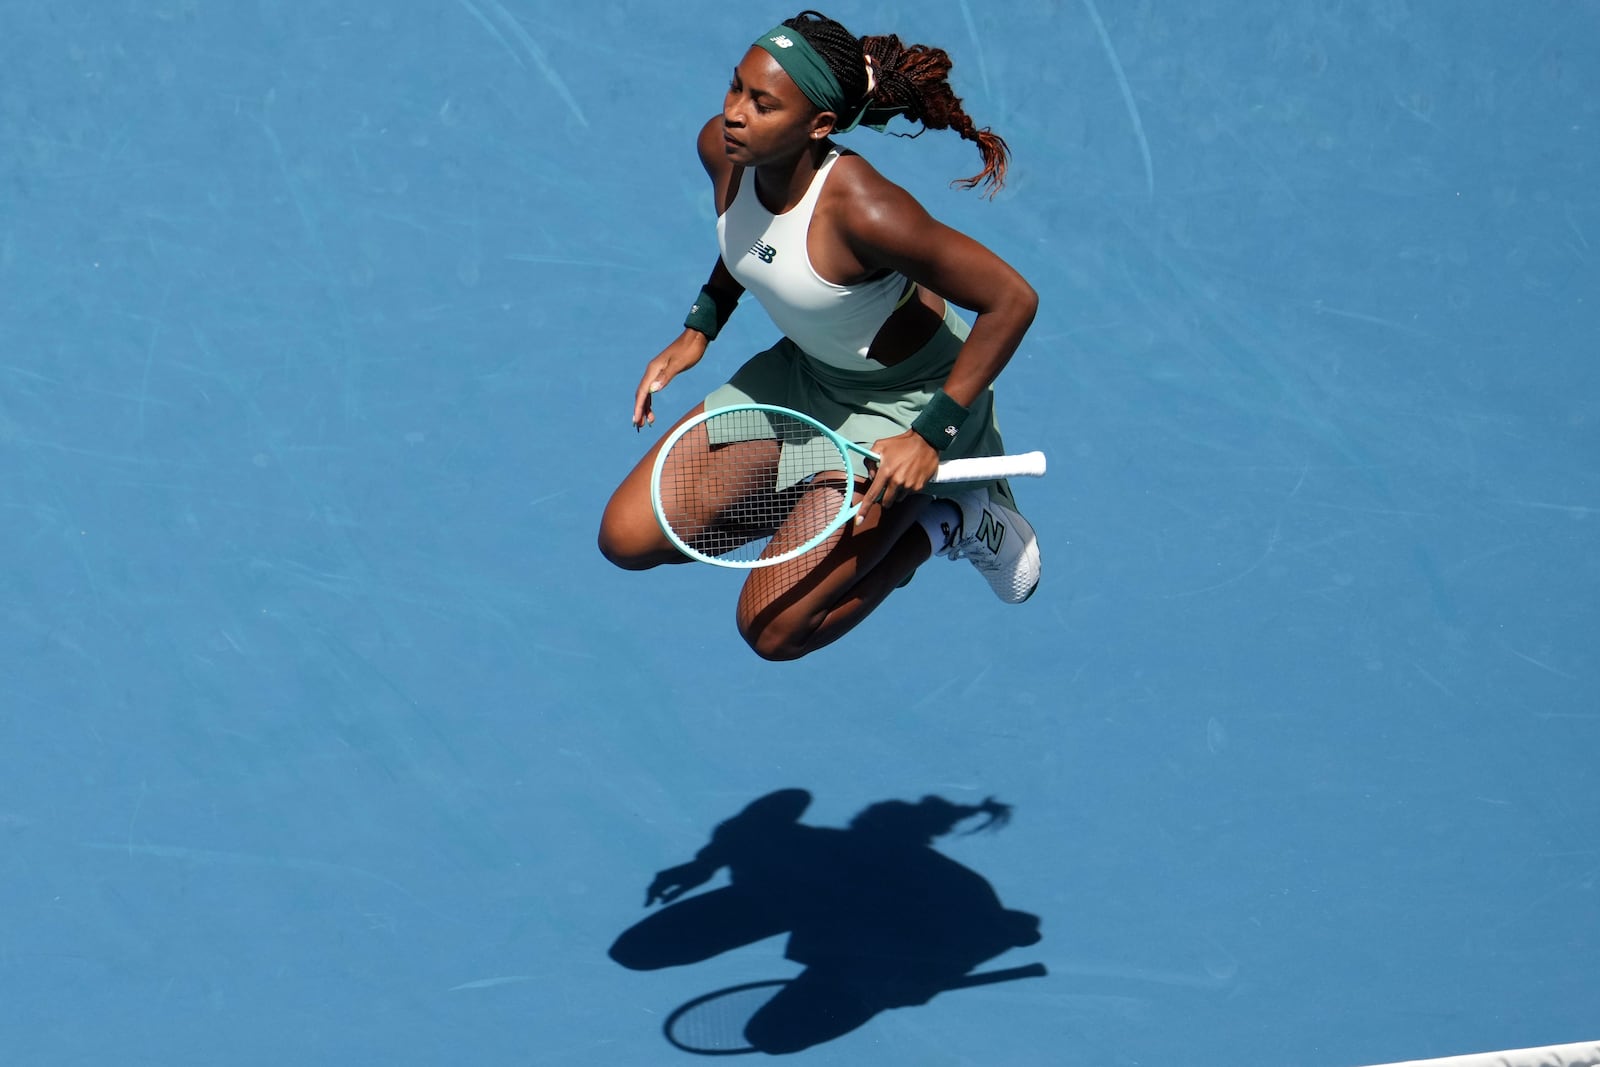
xmin=915 ymin=795 xmax=1015 ymax=839
xmin=783 ymin=9 xmax=1010 ymax=197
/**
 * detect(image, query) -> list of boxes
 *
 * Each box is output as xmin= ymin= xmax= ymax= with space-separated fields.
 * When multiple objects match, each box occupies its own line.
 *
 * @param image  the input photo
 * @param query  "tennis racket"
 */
xmin=650 ymin=403 xmax=1046 ymax=568
xmin=663 ymin=962 xmax=1048 ymax=1055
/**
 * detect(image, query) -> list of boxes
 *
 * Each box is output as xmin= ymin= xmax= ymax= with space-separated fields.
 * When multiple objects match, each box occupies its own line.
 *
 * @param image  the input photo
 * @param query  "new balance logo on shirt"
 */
xmin=749 ymin=240 xmax=777 ymax=264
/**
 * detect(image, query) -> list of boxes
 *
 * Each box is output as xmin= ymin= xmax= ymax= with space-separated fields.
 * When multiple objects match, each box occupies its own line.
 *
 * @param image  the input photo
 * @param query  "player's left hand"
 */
xmin=856 ymin=431 xmax=939 ymax=526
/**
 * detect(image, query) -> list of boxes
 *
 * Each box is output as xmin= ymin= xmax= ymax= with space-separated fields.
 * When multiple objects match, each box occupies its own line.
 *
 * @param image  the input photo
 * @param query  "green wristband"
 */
xmin=910 ymin=389 xmax=971 ymax=451
xmin=684 ymin=285 xmax=737 ymax=341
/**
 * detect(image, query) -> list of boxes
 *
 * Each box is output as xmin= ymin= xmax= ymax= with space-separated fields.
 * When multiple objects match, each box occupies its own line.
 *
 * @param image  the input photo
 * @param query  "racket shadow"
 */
xmin=664 ymin=963 xmax=1049 ymax=1056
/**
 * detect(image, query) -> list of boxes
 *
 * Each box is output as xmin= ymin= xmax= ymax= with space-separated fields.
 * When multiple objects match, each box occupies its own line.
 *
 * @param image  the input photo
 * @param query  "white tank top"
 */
xmin=717 ymin=150 xmax=909 ymax=370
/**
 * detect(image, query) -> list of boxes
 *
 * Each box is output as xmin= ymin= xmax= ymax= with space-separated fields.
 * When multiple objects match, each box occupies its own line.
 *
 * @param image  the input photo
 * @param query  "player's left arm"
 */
xmin=843 ymin=178 xmax=1038 ymax=408
xmin=838 ymin=171 xmax=1038 ymax=513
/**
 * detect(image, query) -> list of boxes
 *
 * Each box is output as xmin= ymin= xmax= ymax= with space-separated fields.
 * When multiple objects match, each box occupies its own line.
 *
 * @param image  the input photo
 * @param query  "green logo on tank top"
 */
xmin=749 ymin=240 xmax=777 ymax=264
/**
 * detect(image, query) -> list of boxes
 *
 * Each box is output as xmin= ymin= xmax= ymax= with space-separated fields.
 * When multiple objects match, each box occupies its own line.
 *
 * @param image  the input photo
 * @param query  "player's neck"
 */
xmin=752 ymin=140 xmax=833 ymax=215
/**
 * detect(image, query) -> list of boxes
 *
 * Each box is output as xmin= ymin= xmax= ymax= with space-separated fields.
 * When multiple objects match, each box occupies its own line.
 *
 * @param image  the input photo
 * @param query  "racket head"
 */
xmin=649 ymin=404 xmax=866 ymax=569
xmin=659 ymin=964 xmax=1047 ymax=1054
xmin=662 ymin=979 xmax=786 ymax=1055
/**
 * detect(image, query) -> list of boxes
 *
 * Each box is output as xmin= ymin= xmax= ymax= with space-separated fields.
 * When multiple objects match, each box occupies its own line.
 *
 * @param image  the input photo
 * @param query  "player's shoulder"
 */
xmin=823 ymin=148 xmax=930 ymax=232
xmin=696 ymin=116 xmax=743 ymax=214
xmin=827 ymin=149 xmax=901 ymax=196
xmin=696 ymin=115 xmax=732 ymax=176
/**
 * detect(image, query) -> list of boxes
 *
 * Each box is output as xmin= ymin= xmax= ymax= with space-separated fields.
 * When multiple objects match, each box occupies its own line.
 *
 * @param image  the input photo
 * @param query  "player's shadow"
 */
xmin=609 ymin=788 xmax=1043 ymax=1055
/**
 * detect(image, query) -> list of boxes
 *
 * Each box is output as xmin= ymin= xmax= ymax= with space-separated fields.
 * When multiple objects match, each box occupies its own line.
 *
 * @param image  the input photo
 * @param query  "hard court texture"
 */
xmin=1 ymin=2 xmax=1595 ymax=1064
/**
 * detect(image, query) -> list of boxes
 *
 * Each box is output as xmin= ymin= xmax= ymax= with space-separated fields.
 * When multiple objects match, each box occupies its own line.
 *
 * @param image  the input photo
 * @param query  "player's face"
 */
xmin=721 ymin=48 xmax=834 ymax=166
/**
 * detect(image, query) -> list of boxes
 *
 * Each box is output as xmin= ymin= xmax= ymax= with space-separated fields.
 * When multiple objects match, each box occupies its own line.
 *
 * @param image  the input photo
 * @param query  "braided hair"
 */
xmin=849 ymin=795 xmax=1015 ymax=844
xmin=781 ymin=9 xmax=1011 ymax=197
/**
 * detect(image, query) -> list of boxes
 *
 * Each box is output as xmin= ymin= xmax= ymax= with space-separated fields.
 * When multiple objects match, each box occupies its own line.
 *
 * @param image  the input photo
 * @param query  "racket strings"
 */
xmin=658 ymin=410 xmax=853 ymax=564
xmin=664 ymin=981 xmax=786 ymax=1054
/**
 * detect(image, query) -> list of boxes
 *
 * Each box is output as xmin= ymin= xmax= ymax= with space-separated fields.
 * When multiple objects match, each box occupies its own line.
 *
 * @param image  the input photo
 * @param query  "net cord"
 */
xmin=1358 ymin=1040 xmax=1600 ymax=1067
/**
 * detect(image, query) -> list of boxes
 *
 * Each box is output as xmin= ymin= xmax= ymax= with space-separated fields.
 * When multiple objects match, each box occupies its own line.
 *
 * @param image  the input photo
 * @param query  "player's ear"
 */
xmin=809 ymin=110 xmax=837 ymax=140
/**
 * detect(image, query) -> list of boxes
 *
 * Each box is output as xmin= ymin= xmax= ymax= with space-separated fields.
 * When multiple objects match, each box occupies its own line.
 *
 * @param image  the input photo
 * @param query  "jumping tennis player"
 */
xmin=598 ymin=10 xmax=1041 ymax=660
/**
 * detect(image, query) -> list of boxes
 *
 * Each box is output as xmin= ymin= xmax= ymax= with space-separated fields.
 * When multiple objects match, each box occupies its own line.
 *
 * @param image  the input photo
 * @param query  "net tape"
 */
xmin=1358 ymin=1041 xmax=1600 ymax=1067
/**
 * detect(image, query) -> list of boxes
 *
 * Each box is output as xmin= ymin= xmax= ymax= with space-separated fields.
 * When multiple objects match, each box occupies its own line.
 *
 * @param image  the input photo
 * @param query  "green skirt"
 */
xmin=704 ymin=303 xmax=1018 ymax=507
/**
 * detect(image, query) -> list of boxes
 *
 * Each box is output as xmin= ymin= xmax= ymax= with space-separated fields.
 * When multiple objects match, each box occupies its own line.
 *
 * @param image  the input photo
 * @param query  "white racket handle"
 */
xmin=931 ymin=450 xmax=1047 ymax=484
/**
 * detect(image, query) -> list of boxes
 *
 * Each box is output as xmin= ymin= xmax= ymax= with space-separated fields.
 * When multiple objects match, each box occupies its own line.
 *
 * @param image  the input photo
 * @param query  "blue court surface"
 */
xmin=3 ymin=2 xmax=1596 ymax=1064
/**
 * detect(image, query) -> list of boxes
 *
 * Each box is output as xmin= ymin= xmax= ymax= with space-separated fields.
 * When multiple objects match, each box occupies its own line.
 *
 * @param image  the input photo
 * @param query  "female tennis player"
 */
xmin=598 ymin=10 xmax=1041 ymax=660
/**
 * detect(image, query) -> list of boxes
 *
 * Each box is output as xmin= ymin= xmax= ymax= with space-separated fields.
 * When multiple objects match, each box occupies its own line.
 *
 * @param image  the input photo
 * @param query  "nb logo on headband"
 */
xmin=769 ymin=34 xmax=794 ymax=48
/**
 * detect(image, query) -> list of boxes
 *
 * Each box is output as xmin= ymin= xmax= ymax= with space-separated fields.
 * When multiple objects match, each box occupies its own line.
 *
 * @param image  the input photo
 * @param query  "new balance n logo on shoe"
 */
xmin=749 ymin=240 xmax=777 ymax=264
xmin=974 ymin=510 xmax=1006 ymax=553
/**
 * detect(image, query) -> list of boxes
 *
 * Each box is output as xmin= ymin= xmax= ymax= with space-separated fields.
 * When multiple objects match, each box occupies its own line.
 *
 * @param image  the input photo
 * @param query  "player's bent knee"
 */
xmin=597 ymin=527 xmax=655 ymax=571
xmin=607 ymin=934 xmax=667 ymax=971
xmin=739 ymin=618 xmax=813 ymax=662
xmin=597 ymin=503 xmax=664 ymax=571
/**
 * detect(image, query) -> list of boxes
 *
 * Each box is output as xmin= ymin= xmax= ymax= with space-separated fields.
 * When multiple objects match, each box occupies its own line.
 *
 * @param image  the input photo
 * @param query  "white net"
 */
xmin=1359 ymin=1041 xmax=1600 ymax=1067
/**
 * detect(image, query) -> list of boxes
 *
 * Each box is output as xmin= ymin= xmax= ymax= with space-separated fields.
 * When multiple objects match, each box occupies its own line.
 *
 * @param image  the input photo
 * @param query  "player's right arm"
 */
xmin=644 ymin=856 xmax=719 ymax=906
xmin=630 ymin=117 xmax=747 ymax=430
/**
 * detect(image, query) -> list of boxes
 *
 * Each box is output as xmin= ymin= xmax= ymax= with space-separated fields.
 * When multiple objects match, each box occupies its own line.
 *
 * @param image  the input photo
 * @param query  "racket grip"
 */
xmin=932 ymin=450 xmax=1047 ymax=484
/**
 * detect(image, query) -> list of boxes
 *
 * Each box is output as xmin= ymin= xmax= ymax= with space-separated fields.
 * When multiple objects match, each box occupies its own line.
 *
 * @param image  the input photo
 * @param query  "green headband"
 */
xmin=753 ymin=25 xmax=905 ymax=134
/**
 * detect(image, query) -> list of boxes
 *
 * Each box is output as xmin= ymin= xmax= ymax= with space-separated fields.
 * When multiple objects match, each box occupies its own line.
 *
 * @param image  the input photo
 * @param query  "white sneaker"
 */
xmin=934 ymin=489 xmax=1041 ymax=604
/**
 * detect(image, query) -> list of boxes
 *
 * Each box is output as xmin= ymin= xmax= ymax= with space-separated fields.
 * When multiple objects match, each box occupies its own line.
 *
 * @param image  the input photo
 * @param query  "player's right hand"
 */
xmin=633 ymin=332 xmax=710 ymax=430
xmin=644 ymin=858 xmax=716 ymax=906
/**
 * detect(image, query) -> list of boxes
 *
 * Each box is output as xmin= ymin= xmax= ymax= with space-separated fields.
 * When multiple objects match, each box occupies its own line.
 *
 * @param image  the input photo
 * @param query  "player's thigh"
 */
xmin=599 ymin=402 xmax=706 ymax=553
xmin=608 ymin=887 xmax=787 ymax=970
xmin=656 ymin=429 xmax=782 ymax=533
xmin=735 ymin=490 xmax=927 ymax=624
